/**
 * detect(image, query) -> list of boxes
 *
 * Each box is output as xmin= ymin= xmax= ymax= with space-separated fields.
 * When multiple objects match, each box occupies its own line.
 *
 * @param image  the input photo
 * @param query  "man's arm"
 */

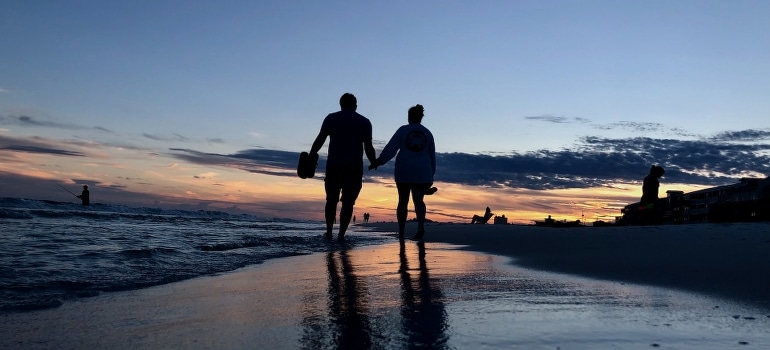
xmin=364 ymin=140 xmax=377 ymax=166
xmin=309 ymin=131 xmax=327 ymax=155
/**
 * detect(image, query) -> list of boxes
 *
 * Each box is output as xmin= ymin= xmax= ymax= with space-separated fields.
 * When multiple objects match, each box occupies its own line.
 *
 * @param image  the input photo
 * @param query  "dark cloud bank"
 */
xmin=2 ymin=115 xmax=768 ymax=192
xmin=169 ymin=129 xmax=770 ymax=191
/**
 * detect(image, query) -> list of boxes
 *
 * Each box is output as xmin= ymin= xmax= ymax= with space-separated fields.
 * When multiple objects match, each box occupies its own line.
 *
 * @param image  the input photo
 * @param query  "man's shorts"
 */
xmin=324 ymin=166 xmax=363 ymax=205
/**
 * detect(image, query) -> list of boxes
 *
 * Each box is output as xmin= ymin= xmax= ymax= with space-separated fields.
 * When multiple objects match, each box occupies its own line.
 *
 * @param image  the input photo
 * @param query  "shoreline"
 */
xmin=3 ymin=224 xmax=770 ymax=348
xmin=358 ymin=221 xmax=770 ymax=309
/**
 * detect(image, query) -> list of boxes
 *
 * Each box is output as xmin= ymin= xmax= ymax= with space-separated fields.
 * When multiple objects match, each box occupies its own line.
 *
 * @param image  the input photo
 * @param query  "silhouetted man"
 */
xmin=77 ymin=185 xmax=90 ymax=206
xmin=309 ymin=93 xmax=377 ymax=241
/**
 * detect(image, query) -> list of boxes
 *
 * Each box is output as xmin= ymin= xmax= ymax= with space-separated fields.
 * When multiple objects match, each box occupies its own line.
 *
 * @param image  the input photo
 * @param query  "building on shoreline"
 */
xmin=620 ymin=177 xmax=770 ymax=225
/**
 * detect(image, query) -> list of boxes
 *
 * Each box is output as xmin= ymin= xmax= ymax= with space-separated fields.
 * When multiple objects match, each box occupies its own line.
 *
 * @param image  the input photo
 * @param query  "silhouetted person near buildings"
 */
xmin=370 ymin=104 xmax=436 ymax=240
xmin=309 ymin=93 xmax=378 ymax=241
xmin=640 ymin=165 xmax=665 ymax=224
xmin=471 ymin=206 xmax=493 ymax=224
xmin=76 ymin=185 xmax=90 ymax=206
xmin=641 ymin=165 xmax=665 ymax=206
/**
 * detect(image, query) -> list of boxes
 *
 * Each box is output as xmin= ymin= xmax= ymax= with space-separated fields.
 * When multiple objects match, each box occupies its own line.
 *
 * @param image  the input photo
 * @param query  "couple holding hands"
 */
xmin=306 ymin=93 xmax=436 ymax=241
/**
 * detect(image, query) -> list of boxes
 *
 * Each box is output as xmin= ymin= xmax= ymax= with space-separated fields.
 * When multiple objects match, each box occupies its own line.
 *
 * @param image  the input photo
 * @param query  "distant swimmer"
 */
xmin=77 ymin=185 xmax=90 ymax=206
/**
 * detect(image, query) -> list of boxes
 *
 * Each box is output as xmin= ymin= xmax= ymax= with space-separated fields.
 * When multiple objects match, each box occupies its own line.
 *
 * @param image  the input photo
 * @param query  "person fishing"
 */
xmin=54 ymin=181 xmax=90 ymax=206
xmin=77 ymin=185 xmax=90 ymax=206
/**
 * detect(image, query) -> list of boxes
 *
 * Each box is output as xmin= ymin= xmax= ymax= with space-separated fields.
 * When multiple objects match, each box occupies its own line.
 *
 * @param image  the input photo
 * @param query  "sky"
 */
xmin=1 ymin=0 xmax=769 ymax=224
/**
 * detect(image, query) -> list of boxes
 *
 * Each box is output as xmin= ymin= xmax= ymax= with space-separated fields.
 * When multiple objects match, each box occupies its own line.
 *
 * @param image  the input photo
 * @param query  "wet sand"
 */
xmin=361 ymin=221 xmax=770 ymax=309
xmin=2 ymin=223 xmax=770 ymax=349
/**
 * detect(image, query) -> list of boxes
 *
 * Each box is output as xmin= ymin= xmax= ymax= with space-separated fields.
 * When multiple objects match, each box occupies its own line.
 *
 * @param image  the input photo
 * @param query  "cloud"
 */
xmin=0 ymin=115 xmax=84 ymax=130
xmin=435 ymin=135 xmax=770 ymax=190
xmin=193 ymin=172 xmax=219 ymax=179
xmin=0 ymin=115 xmax=118 ymax=134
xmin=143 ymin=133 xmax=190 ymax=142
xmin=0 ymin=87 xmax=7 ymax=93
xmin=592 ymin=121 xmax=695 ymax=137
xmin=167 ymin=129 xmax=770 ymax=191
xmin=0 ymin=135 xmax=86 ymax=157
xmin=525 ymin=115 xmax=592 ymax=124
xmin=524 ymin=116 xmax=696 ymax=137
xmin=94 ymin=126 xmax=115 ymax=134
xmin=710 ymin=129 xmax=770 ymax=142
xmin=168 ymin=148 xmax=298 ymax=177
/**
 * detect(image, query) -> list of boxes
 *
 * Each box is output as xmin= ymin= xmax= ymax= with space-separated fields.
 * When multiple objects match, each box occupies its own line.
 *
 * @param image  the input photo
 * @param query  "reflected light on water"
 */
xmin=294 ymin=242 xmax=770 ymax=349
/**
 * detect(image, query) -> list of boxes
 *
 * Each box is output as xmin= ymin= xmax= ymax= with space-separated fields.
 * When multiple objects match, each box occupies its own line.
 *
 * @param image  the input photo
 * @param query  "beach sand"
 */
xmin=366 ymin=221 xmax=770 ymax=309
xmin=2 ymin=222 xmax=770 ymax=349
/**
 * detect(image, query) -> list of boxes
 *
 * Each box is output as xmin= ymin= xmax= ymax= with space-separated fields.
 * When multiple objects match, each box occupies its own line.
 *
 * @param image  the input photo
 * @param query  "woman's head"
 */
xmin=650 ymin=165 xmax=665 ymax=177
xmin=408 ymin=104 xmax=424 ymax=124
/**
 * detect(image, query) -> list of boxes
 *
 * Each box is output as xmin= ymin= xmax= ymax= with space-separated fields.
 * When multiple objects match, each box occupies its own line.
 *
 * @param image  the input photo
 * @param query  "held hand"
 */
xmin=368 ymin=162 xmax=378 ymax=171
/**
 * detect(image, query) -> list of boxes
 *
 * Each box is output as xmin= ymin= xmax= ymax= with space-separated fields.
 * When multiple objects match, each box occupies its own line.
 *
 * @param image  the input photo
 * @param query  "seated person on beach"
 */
xmin=471 ymin=206 xmax=493 ymax=224
xmin=638 ymin=165 xmax=665 ymax=224
xmin=640 ymin=165 xmax=665 ymax=208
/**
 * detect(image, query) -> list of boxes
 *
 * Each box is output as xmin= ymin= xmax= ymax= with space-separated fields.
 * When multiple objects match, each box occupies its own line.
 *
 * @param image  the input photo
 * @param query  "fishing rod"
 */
xmin=53 ymin=181 xmax=79 ymax=198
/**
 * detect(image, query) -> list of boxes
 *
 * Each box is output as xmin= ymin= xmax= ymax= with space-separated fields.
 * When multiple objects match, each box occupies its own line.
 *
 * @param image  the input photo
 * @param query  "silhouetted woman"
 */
xmin=371 ymin=104 xmax=436 ymax=240
xmin=640 ymin=165 xmax=665 ymax=206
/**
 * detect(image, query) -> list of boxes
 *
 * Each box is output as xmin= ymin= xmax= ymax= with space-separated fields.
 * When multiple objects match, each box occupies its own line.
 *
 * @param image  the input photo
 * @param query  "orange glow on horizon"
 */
xmin=0 ymin=148 xmax=718 ymax=225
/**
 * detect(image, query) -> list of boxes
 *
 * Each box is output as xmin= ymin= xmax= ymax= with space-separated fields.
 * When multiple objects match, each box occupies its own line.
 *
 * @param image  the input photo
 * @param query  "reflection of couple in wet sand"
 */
xmin=300 ymin=243 xmax=448 ymax=349
xmin=308 ymin=93 xmax=436 ymax=241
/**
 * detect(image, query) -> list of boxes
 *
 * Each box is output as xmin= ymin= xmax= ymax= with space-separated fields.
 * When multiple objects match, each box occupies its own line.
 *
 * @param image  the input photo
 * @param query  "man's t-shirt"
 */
xmin=319 ymin=110 xmax=373 ymax=170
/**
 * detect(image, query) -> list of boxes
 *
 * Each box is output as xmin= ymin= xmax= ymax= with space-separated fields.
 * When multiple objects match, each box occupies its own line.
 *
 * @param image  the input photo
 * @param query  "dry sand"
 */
xmin=363 ymin=221 xmax=770 ymax=309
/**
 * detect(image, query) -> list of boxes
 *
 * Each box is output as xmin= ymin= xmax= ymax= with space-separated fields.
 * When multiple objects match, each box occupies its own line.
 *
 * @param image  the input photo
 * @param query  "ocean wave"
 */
xmin=0 ymin=197 xmax=282 ymax=222
xmin=198 ymin=240 xmax=269 ymax=252
xmin=119 ymin=247 xmax=179 ymax=258
xmin=0 ymin=209 xmax=33 ymax=219
xmin=0 ymin=197 xmax=389 ymax=314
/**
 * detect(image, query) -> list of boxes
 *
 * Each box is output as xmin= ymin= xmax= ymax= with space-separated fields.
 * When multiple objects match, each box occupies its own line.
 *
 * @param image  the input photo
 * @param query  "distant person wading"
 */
xmin=77 ymin=185 xmax=90 ymax=206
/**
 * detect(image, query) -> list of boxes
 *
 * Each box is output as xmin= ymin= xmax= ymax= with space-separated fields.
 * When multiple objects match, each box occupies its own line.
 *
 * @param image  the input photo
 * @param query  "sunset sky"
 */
xmin=2 ymin=1 xmax=769 ymax=224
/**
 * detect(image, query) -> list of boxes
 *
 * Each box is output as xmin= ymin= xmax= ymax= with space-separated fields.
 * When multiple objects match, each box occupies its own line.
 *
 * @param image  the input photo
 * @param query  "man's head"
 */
xmin=339 ymin=93 xmax=357 ymax=111
xmin=408 ymin=104 xmax=424 ymax=124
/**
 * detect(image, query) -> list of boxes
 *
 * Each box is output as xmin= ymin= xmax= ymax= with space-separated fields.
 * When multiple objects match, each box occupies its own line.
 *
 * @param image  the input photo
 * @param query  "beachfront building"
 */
xmin=621 ymin=176 xmax=770 ymax=225
xmin=683 ymin=177 xmax=770 ymax=223
xmin=665 ymin=190 xmax=686 ymax=224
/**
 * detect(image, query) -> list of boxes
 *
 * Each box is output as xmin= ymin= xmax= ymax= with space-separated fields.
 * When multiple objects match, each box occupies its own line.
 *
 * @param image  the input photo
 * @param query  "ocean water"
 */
xmin=0 ymin=197 xmax=389 ymax=312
